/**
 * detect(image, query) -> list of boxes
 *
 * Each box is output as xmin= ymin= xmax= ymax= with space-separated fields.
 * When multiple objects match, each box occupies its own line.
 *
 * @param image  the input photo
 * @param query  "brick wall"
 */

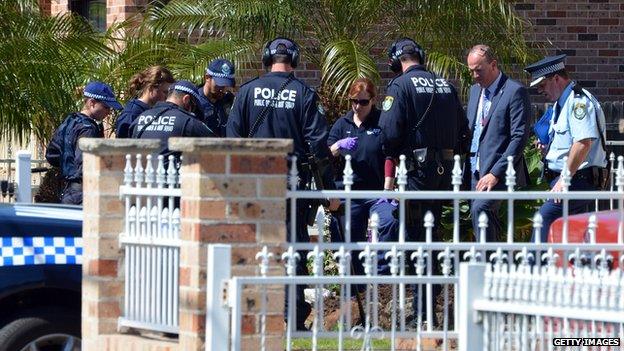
xmin=47 ymin=0 xmax=624 ymax=101
xmin=513 ymin=0 xmax=624 ymax=101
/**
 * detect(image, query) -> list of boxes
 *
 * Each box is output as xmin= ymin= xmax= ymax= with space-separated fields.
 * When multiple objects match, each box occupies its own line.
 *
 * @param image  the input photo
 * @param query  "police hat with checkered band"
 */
xmin=83 ymin=81 xmax=123 ymax=110
xmin=170 ymin=80 xmax=202 ymax=103
xmin=205 ymin=58 xmax=235 ymax=87
xmin=524 ymin=54 xmax=567 ymax=87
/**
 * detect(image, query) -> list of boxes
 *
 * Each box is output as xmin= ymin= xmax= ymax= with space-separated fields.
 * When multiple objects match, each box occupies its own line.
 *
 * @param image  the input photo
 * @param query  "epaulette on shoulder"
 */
xmin=572 ymin=84 xmax=584 ymax=96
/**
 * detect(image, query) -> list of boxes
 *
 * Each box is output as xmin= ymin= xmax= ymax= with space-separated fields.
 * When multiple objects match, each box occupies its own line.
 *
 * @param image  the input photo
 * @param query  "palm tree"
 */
xmin=144 ymin=0 xmax=537 ymax=121
xmin=0 ymin=0 xmax=114 ymax=143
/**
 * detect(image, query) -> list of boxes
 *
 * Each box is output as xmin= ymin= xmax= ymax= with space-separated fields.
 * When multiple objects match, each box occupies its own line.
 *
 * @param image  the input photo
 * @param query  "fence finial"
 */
xmin=560 ymin=156 xmax=571 ymax=191
xmin=594 ymin=249 xmax=613 ymax=275
xmin=423 ymin=211 xmax=434 ymax=243
xmin=288 ymin=155 xmax=298 ymax=190
xmin=384 ymin=245 xmax=403 ymax=276
xmin=437 ymin=247 xmax=454 ymax=276
xmin=505 ymin=155 xmax=516 ymax=191
xmin=334 ymin=245 xmax=351 ymax=276
xmin=411 ymin=246 xmax=428 ymax=275
xmin=616 ymin=156 xmax=624 ymax=191
xmin=397 ymin=155 xmax=407 ymax=191
xmin=541 ymin=247 xmax=559 ymax=268
xmin=514 ymin=247 xmax=534 ymax=267
xmin=255 ymin=246 xmax=274 ymax=277
xmin=478 ymin=212 xmax=488 ymax=243
xmin=281 ymin=246 xmax=300 ymax=276
xmin=315 ymin=208 xmax=326 ymax=243
xmin=451 ymin=155 xmax=463 ymax=191
xmin=307 ymin=246 xmax=325 ymax=277
xmin=359 ymin=245 xmax=377 ymax=276
xmin=134 ymin=154 xmax=144 ymax=186
xmin=123 ymin=154 xmax=133 ymax=185
xmin=156 ymin=155 xmax=166 ymax=188
xmin=369 ymin=212 xmax=379 ymax=243
xmin=568 ymin=248 xmax=587 ymax=271
xmin=532 ymin=212 xmax=543 ymax=244
xmin=587 ymin=214 xmax=597 ymax=244
xmin=166 ymin=155 xmax=177 ymax=186
xmin=489 ymin=248 xmax=507 ymax=266
xmin=145 ymin=155 xmax=155 ymax=187
xmin=343 ymin=155 xmax=354 ymax=190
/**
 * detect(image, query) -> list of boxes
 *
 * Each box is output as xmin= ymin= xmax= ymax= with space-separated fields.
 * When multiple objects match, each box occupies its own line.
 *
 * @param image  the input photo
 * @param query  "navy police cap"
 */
xmin=83 ymin=81 xmax=123 ymax=110
xmin=170 ymin=80 xmax=202 ymax=103
xmin=206 ymin=58 xmax=235 ymax=87
xmin=524 ymin=54 xmax=567 ymax=87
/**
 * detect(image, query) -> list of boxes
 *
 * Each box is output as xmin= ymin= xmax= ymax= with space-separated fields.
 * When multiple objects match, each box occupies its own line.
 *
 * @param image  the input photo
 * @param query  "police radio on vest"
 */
xmin=254 ymin=87 xmax=297 ymax=102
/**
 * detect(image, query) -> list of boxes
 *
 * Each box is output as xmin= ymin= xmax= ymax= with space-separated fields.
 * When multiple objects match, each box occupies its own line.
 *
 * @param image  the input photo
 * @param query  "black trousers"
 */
xmin=405 ymin=159 xmax=454 ymax=324
xmin=61 ymin=182 xmax=82 ymax=205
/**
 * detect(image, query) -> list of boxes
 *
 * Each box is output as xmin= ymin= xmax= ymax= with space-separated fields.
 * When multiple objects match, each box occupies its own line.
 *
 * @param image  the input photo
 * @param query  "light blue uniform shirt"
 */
xmin=546 ymin=82 xmax=607 ymax=172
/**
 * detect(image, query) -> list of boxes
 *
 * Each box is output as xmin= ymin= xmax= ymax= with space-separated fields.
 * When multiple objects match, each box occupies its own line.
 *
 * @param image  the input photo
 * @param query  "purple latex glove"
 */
xmin=336 ymin=137 xmax=358 ymax=151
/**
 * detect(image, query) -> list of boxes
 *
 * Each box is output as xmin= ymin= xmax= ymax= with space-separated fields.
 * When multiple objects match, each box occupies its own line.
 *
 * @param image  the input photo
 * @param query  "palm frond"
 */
xmin=321 ymin=39 xmax=380 ymax=100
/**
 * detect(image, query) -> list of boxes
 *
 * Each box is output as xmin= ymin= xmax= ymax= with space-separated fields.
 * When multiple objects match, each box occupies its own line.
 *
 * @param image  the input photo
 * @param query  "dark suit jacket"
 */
xmin=465 ymin=73 xmax=531 ymax=187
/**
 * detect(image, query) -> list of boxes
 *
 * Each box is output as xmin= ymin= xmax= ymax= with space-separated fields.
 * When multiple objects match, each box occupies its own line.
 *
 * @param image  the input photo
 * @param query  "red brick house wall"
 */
xmin=46 ymin=0 xmax=624 ymax=101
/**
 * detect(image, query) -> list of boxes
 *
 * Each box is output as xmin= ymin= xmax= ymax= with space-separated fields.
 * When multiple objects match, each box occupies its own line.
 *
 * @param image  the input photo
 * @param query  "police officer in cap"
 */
xmin=227 ymin=37 xmax=336 ymax=330
xmin=197 ymin=59 xmax=236 ymax=137
xmin=525 ymin=55 xmax=607 ymax=242
xmin=379 ymin=37 xmax=470 ymax=325
xmin=46 ymin=81 xmax=123 ymax=204
xmin=131 ymin=80 xmax=215 ymax=159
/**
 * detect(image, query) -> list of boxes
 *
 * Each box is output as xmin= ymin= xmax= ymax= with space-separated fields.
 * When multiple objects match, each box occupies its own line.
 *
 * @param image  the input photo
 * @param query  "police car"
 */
xmin=0 ymin=203 xmax=82 ymax=351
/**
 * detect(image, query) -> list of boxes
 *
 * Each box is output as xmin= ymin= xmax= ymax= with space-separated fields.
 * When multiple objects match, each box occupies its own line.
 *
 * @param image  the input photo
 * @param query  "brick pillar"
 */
xmin=79 ymin=139 xmax=160 ymax=351
xmin=169 ymin=138 xmax=291 ymax=351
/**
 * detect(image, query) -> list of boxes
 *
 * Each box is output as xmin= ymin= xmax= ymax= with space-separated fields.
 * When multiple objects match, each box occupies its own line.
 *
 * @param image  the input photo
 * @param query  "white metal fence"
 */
xmin=0 ymin=151 xmax=48 ymax=203
xmin=207 ymin=153 xmax=624 ymax=350
xmin=460 ymin=259 xmax=624 ymax=351
xmin=118 ymin=153 xmax=181 ymax=334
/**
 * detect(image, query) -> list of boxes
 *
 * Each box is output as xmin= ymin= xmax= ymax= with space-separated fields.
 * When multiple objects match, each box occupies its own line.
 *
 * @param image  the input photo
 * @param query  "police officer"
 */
xmin=380 ymin=38 xmax=469 ymax=236
xmin=131 ymin=80 xmax=215 ymax=159
xmin=46 ymin=81 xmax=123 ymax=204
xmin=226 ymin=37 xmax=335 ymax=330
xmin=379 ymin=38 xmax=470 ymax=326
xmin=196 ymin=59 xmax=236 ymax=137
xmin=525 ymin=55 xmax=607 ymax=242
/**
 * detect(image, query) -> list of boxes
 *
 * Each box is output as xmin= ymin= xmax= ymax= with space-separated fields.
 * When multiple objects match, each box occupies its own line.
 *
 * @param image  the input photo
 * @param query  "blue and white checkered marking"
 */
xmin=0 ymin=237 xmax=83 ymax=266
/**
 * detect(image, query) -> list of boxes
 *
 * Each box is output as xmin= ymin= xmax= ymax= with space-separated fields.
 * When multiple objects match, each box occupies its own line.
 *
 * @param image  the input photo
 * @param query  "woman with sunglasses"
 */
xmin=328 ymin=78 xmax=399 ymax=279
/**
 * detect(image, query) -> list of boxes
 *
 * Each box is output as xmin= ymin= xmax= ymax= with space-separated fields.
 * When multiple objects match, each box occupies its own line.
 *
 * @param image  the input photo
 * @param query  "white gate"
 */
xmin=118 ymin=153 xmax=181 ymax=334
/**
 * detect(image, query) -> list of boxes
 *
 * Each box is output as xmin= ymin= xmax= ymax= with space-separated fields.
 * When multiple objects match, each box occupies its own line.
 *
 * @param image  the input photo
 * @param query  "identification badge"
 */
xmin=382 ymin=96 xmax=394 ymax=111
xmin=573 ymin=102 xmax=587 ymax=120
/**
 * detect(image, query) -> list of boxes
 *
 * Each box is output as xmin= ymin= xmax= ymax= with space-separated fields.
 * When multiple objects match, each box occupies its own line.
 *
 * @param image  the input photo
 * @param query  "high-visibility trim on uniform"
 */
xmin=172 ymin=84 xmax=201 ymax=101
xmin=206 ymin=69 xmax=234 ymax=79
xmin=0 ymin=236 xmax=83 ymax=266
xmin=84 ymin=91 xmax=117 ymax=102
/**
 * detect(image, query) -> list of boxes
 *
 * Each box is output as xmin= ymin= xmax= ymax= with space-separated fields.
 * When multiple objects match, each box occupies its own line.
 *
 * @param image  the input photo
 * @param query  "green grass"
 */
xmin=289 ymin=338 xmax=392 ymax=350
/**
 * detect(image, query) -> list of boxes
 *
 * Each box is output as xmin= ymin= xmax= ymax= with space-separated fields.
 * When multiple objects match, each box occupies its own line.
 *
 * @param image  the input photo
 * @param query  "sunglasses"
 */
xmin=350 ymin=98 xmax=370 ymax=106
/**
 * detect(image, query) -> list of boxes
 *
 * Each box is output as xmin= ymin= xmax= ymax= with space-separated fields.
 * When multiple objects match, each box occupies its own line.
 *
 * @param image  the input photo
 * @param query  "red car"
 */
xmin=548 ymin=210 xmax=621 ymax=268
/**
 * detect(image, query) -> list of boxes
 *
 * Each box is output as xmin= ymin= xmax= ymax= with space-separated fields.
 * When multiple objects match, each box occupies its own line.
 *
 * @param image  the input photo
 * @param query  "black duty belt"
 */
xmin=424 ymin=148 xmax=455 ymax=162
xmin=544 ymin=167 xmax=596 ymax=183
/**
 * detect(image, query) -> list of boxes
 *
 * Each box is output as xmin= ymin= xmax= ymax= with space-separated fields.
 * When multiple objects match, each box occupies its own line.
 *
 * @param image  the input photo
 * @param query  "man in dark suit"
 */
xmin=465 ymin=45 xmax=531 ymax=242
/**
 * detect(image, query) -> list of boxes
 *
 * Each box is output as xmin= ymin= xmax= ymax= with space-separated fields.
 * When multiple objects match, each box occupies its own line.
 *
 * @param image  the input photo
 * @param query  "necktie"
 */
xmin=480 ymin=88 xmax=491 ymax=126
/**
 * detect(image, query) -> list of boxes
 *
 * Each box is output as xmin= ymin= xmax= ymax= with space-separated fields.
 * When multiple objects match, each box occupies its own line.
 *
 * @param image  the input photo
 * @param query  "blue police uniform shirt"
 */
xmin=379 ymin=65 xmax=469 ymax=158
xmin=196 ymin=87 xmax=234 ymax=137
xmin=546 ymin=82 xmax=607 ymax=172
xmin=226 ymin=72 xmax=329 ymax=159
xmin=115 ymin=98 xmax=149 ymax=138
xmin=131 ymin=101 xmax=215 ymax=158
xmin=328 ymin=108 xmax=384 ymax=190
xmin=46 ymin=112 xmax=104 ymax=182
